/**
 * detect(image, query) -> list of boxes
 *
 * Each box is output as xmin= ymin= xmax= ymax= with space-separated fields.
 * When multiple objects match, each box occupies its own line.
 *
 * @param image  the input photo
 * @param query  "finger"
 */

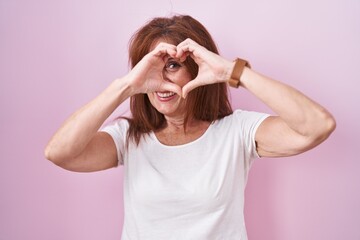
xmin=182 ymin=79 xmax=204 ymax=98
xmin=153 ymin=42 xmax=177 ymax=58
xmin=154 ymin=41 xmax=177 ymax=50
xmin=176 ymin=38 xmax=197 ymax=50
xmin=176 ymin=39 xmax=197 ymax=59
xmin=159 ymin=81 xmax=182 ymax=97
xmin=177 ymin=52 xmax=189 ymax=63
xmin=178 ymin=45 xmax=206 ymax=66
xmin=176 ymin=44 xmax=193 ymax=60
xmin=188 ymin=52 xmax=202 ymax=65
xmin=155 ymin=47 xmax=177 ymax=59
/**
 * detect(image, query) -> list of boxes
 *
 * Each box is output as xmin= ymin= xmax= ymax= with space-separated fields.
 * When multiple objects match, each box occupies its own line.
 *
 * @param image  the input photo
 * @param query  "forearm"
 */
xmin=240 ymin=67 xmax=335 ymax=138
xmin=45 ymin=77 xmax=133 ymax=162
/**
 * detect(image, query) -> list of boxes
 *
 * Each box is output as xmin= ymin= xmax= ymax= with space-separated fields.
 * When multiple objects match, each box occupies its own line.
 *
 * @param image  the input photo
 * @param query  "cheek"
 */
xmin=172 ymin=70 xmax=192 ymax=87
xmin=146 ymin=93 xmax=155 ymax=106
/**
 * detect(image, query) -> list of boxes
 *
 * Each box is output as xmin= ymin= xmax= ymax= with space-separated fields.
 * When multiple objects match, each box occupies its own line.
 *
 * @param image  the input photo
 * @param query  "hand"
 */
xmin=175 ymin=38 xmax=234 ymax=98
xmin=127 ymin=42 xmax=182 ymax=96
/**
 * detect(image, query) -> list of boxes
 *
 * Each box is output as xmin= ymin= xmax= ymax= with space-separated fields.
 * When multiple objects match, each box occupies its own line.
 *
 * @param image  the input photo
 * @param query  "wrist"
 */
xmin=111 ymin=77 xmax=134 ymax=99
xmin=121 ymin=72 xmax=142 ymax=96
xmin=225 ymin=61 xmax=236 ymax=81
xmin=228 ymin=58 xmax=251 ymax=88
xmin=239 ymin=66 xmax=250 ymax=85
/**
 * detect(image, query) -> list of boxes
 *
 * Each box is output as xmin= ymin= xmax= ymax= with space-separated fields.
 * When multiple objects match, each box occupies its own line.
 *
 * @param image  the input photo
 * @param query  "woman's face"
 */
xmin=147 ymin=52 xmax=192 ymax=119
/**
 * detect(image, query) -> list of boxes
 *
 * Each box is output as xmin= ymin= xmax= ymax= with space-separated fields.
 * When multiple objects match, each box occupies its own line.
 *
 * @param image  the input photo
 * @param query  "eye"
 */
xmin=165 ymin=61 xmax=181 ymax=71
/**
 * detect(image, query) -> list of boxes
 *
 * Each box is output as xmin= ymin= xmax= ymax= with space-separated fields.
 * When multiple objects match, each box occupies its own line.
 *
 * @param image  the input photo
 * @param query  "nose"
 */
xmin=162 ymin=69 xmax=173 ymax=83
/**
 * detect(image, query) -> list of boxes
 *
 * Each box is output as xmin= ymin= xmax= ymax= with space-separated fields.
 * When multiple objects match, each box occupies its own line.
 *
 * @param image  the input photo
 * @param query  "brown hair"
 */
xmin=126 ymin=15 xmax=233 ymax=145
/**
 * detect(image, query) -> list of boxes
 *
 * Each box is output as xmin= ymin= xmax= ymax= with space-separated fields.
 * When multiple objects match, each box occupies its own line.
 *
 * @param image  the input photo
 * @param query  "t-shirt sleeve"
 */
xmin=99 ymin=119 xmax=129 ymax=165
xmin=233 ymin=109 xmax=270 ymax=160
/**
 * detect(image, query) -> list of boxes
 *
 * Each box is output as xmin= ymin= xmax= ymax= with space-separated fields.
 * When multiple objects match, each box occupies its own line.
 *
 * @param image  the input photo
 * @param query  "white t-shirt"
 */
xmin=101 ymin=110 xmax=269 ymax=240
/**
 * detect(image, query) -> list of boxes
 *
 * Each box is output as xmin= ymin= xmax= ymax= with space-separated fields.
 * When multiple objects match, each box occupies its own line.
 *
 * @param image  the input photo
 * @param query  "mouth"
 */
xmin=156 ymin=91 xmax=177 ymax=101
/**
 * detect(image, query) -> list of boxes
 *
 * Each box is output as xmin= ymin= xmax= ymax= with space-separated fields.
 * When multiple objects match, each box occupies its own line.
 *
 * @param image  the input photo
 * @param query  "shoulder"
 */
xmin=213 ymin=109 xmax=270 ymax=146
xmin=104 ymin=118 xmax=129 ymax=130
xmin=217 ymin=109 xmax=269 ymax=127
xmin=100 ymin=118 xmax=130 ymax=140
xmin=99 ymin=118 xmax=130 ymax=165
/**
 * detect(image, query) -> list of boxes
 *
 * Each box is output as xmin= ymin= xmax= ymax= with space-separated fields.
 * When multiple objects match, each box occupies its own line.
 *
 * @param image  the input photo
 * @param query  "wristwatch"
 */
xmin=228 ymin=58 xmax=251 ymax=88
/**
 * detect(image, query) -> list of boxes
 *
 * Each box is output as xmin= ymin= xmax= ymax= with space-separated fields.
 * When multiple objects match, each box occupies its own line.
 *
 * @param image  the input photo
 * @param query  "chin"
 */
xmin=155 ymin=106 xmax=183 ymax=118
xmin=149 ymin=93 xmax=185 ymax=117
xmin=154 ymin=101 xmax=187 ymax=119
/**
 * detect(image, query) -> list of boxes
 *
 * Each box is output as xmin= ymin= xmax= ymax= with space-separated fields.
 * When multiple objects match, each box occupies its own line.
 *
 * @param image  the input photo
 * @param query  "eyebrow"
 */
xmin=166 ymin=58 xmax=182 ymax=64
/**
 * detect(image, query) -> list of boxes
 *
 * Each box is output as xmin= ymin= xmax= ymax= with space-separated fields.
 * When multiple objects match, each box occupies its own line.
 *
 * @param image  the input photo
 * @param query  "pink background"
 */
xmin=1 ymin=0 xmax=359 ymax=239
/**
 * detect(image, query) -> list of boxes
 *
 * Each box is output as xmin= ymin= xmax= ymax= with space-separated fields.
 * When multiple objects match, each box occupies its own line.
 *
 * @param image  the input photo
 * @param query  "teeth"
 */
xmin=156 ymin=92 xmax=176 ymax=98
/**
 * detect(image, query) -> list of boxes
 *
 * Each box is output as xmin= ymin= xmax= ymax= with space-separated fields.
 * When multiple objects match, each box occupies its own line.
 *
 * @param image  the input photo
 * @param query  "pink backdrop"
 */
xmin=1 ymin=0 xmax=359 ymax=239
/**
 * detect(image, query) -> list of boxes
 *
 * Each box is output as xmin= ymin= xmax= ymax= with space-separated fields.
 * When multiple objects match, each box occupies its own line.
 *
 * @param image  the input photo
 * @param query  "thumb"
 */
xmin=182 ymin=79 xmax=203 ymax=98
xmin=159 ymin=81 xmax=182 ymax=97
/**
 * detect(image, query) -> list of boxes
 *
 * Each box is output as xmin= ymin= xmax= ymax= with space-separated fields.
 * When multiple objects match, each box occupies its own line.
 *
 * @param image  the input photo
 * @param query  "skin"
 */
xmin=146 ymin=54 xmax=191 ymax=119
xmin=44 ymin=38 xmax=336 ymax=172
xmin=146 ymin=44 xmax=211 ymax=146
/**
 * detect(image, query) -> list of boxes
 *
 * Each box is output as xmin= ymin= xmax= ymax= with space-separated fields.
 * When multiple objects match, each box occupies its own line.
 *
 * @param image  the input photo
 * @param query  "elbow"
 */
xmin=44 ymin=145 xmax=59 ymax=165
xmin=322 ymin=113 xmax=336 ymax=138
xmin=312 ymin=112 xmax=336 ymax=143
xmin=44 ymin=144 xmax=66 ymax=166
xmin=298 ymin=114 xmax=336 ymax=153
xmin=327 ymin=115 xmax=336 ymax=134
xmin=44 ymin=144 xmax=82 ymax=171
xmin=44 ymin=144 xmax=53 ymax=162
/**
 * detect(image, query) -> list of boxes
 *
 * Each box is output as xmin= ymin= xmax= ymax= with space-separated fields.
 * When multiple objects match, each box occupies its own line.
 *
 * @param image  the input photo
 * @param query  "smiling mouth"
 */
xmin=156 ymin=91 xmax=176 ymax=98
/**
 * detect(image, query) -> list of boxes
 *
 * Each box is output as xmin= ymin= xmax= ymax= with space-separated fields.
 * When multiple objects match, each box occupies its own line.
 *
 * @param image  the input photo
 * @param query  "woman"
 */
xmin=45 ymin=15 xmax=335 ymax=239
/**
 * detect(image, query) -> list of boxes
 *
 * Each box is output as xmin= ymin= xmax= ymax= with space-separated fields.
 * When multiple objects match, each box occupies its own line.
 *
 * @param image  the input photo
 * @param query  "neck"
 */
xmin=163 ymin=114 xmax=200 ymax=132
xmin=164 ymin=115 xmax=187 ymax=130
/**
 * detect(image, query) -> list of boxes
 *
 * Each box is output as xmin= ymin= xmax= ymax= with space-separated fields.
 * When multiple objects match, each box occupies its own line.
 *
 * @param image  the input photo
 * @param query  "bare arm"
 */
xmin=240 ymin=68 xmax=336 ymax=157
xmin=44 ymin=79 xmax=132 ymax=172
xmin=44 ymin=43 xmax=181 ymax=172
xmin=176 ymin=38 xmax=336 ymax=157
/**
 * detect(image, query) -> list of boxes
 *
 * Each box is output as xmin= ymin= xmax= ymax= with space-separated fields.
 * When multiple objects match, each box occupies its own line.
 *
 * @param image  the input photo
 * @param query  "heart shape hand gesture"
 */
xmin=127 ymin=39 xmax=234 ymax=98
xmin=175 ymin=39 xmax=235 ymax=98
